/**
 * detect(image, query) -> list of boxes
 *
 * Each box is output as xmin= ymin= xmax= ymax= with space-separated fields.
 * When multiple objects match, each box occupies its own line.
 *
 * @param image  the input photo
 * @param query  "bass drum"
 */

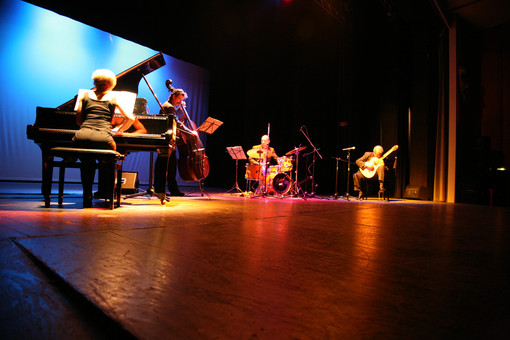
xmin=266 ymin=172 xmax=292 ymax=195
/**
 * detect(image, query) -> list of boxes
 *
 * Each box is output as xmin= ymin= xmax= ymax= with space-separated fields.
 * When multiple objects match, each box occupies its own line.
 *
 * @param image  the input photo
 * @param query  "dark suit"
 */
xmin=353 ymin=151 xmax=385 ymax=192
xmin=154 ymin=103 xmax=182 ymax=194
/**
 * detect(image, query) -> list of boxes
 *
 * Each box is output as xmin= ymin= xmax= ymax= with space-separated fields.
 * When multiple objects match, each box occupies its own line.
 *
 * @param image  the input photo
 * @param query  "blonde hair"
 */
xmin=92 ymin=69 xmax=117 ymax=91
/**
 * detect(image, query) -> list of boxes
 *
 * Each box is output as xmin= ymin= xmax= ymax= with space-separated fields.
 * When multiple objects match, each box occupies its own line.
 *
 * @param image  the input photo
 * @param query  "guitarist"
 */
xmin=353 ymin=145 xmax=386 ymax=199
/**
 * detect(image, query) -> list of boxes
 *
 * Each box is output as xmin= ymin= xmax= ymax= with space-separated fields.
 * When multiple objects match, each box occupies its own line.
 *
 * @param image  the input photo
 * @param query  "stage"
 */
xmin=1 ymin=182 xmax=510 ymax=339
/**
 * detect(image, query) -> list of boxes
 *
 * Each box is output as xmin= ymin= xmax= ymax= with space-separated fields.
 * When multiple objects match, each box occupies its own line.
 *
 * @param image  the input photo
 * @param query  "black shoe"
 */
xmin=155 ymin=192 xmax=168 ymax=203
xmin=170 ymin=191 xmax=185 ymax=197
xmin=93 ymin=191 xmax=108 ymax=199
xmin=358 ymin=191 xmax=367 ymax=200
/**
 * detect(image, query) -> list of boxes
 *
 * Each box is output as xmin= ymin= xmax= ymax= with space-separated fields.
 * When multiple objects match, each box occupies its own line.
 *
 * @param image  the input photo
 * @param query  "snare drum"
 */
xmin=245 ymin=164 xmax=261 ymax=180
xmin=278 ymin=156 xmax=293 ymax=172
xmin=266 ymin=172 xmax=292 ymax=195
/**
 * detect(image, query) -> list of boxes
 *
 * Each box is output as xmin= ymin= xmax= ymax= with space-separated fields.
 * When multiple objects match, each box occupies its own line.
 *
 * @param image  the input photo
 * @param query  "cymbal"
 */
xmin=285 ymin=146 xmax=307 ymax=155
xmin=247 ymin=148 xmax=266 ymax=158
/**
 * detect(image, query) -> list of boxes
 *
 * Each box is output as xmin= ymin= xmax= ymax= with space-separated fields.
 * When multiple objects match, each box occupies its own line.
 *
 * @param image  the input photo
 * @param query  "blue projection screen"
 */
xmin=0 ymin=0 xmax=209 ymax=185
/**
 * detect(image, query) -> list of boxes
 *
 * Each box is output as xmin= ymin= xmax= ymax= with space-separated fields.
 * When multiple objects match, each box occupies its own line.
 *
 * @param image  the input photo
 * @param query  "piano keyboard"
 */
xmin=37 ymin=127 xmax=165 ymax=139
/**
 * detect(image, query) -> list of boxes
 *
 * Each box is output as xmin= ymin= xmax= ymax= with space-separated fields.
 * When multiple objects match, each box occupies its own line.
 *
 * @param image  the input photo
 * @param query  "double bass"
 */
xmin=175 ymin=101 xmax=210 ymax=181
xmin=164 ymin=80 xmax=209 ymax=182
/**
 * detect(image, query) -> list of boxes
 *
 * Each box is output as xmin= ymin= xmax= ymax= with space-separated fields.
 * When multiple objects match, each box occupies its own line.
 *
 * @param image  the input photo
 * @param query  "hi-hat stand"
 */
xmin=226 ymin=146 xmax=247 ymax=196
xmin=250 ymin=124 xmax=271 ymax=198
xmin=251 ymin=152 xmax=269 ymax=198
xmin=288 ymin=146 xmax=306 ymax=199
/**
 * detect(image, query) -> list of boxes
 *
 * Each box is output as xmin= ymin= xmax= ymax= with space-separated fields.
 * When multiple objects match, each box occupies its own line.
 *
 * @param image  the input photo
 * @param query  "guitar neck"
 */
xmin=380 ymin=145 xmax=398 ymax=161
xmin=380 ymin=151 xmax=392 ymax=161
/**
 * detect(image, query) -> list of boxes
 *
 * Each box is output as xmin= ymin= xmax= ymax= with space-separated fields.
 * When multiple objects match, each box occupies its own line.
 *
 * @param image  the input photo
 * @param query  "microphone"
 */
xmin=181 ymin=101 xmax=186 ymax=108
xmin=342 ymin=146 xmax=355 ymax=151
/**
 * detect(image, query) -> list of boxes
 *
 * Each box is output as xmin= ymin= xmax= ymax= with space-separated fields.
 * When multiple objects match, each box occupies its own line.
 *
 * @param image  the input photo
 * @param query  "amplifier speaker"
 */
xmin=403 ymin=185 xmax=428 ymax=200
xmin=115 ymin=171 xmax=139 ymax=193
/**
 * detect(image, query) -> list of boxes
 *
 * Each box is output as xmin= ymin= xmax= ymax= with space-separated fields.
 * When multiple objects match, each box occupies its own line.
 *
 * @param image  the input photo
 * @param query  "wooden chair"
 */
xmin=358 ymin=157 xmax=397 ymax=201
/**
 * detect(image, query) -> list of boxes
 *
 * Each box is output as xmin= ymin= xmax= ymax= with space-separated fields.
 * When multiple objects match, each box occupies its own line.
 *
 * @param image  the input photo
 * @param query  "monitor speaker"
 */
xmin=116 ymin=171 xmax=139 ymax=193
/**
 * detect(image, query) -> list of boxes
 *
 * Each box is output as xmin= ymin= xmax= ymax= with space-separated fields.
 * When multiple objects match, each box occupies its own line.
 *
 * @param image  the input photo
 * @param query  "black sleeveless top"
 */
xmin=80 ymin=92 xmax=115 ymax=132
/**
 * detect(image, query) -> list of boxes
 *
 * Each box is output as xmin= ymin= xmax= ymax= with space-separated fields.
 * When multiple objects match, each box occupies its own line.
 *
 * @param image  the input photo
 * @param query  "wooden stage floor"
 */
xmin=1 ymin=183 xmax=510 ymax=339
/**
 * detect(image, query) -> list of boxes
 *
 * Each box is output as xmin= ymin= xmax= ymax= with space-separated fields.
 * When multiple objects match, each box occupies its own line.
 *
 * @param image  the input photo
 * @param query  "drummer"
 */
xmin=248 ymin=134 xmax=279 ymax=167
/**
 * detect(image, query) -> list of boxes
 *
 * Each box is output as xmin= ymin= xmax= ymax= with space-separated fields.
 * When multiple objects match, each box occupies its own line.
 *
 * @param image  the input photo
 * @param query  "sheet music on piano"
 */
xmin=74 ymin=89 xmax=137 ymax=114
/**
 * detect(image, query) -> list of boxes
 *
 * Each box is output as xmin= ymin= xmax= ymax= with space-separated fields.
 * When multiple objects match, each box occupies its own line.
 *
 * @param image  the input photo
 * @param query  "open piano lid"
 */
xmin=57 ymin=52 xmax=166 ymax=111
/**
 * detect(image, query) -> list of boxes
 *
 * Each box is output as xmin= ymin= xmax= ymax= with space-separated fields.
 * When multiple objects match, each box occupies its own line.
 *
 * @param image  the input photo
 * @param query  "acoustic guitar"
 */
xmin=359 ymin=145 xmax=399 ymax=178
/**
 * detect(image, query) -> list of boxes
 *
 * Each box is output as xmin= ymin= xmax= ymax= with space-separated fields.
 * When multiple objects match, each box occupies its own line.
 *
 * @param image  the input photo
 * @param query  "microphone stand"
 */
xmin=340 ymin=147 xmax=355 ymax=201
xmin=126 ymin=74 xmax=176 ymax=204
xmin=300 ymin=127 xmax=322 ymax=197
xmin=331 ymin=156 xmax=341 ymax=199
xmin=344 ymin=149 xmax=351 ymax=200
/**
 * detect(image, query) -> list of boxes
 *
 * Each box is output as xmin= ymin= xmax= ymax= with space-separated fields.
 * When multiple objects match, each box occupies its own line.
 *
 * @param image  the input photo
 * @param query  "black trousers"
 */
xmin=73 ymin=138 xmax=114 ymax=197
xmin=79 ymin=157 xmax=115 ymax=202
xmin=353 ymin=166 xmax=385 ymax=191
xmin=154 ymin=152 xmax=179 ymax=193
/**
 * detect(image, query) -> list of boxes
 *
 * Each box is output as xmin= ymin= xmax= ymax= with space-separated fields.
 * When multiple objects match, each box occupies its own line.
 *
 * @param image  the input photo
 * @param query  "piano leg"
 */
xmin=41 ymin=151 xmax=54 ymax=208
xmin=58 ymin=166 xmax=66 ymax=206
xmin=115 ymin=163 xmax=123 ymax=208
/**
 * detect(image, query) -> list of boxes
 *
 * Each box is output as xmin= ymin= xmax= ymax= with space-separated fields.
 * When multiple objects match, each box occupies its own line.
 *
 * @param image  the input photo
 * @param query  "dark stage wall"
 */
xmin=10 ymin=0 xmax=508 ymax=203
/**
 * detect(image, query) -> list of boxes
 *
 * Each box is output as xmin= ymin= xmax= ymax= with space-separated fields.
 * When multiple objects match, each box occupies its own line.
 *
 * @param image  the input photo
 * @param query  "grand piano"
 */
xmin=26 ymin=52 xmax=176 ymax=203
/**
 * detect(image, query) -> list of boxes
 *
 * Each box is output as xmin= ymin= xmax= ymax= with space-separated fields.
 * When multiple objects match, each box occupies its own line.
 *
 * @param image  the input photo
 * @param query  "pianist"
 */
xmin=72 ymin=69 xmax=135 ymax=204
xmin=73 ymin=69 xmax=134 ymax=148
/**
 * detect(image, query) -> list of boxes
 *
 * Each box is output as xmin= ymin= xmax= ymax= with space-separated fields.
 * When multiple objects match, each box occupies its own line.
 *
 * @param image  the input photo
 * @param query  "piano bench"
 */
xmin=48 ymin=147 xmax=125 ymax=209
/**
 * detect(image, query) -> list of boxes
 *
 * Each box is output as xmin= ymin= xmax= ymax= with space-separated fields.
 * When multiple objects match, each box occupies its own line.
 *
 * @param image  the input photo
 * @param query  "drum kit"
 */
xmin=245 ymin=146 xmax=307 ymax=197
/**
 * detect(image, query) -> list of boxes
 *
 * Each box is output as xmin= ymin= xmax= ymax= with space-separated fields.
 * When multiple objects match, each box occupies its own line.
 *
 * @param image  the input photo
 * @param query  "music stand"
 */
xmin=198 ymin=117 xmax=223 ymax=135
xmin=226 ymin=146 xmax=247 ymax=196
